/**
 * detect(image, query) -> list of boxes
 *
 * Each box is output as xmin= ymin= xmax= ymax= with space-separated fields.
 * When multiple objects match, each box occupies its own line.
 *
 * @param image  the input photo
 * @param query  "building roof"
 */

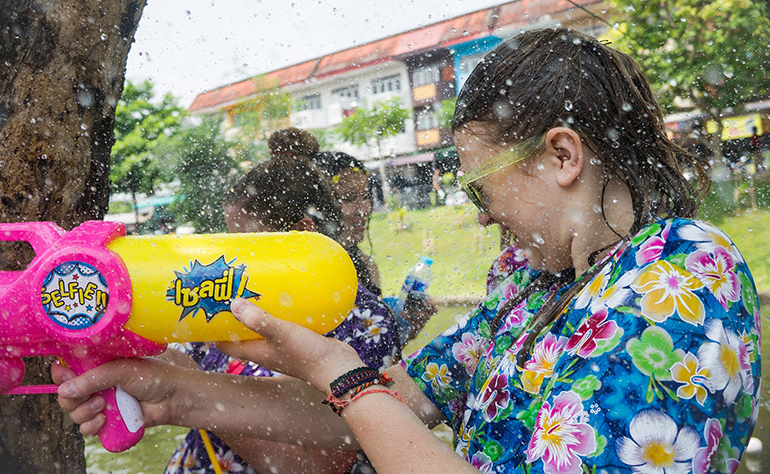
xmin=189 ymin=0 xmax=603 ymax=113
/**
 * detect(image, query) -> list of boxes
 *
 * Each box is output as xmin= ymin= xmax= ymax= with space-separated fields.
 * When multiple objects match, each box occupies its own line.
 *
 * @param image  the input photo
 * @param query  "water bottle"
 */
xmin=393 ymin=256 xmax=432 ymax=342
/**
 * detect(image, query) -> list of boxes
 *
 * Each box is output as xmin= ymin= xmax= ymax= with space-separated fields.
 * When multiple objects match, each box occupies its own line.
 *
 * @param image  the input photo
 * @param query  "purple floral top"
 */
xmin=403 ymin=218 xmax=760 ymax=474
xmin=165 ymin=285 xmax=400 ymax=474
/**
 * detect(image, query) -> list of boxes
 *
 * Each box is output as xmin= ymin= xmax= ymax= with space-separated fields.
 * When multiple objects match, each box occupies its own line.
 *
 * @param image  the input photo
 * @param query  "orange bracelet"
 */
xmin=324 ymin=387 xmax=405 ymax=416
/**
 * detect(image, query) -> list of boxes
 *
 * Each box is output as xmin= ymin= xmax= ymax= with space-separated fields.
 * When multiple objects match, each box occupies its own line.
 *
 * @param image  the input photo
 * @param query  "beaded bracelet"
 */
xmin=323 ymin=369 xmax=396 ymax=415
xmin=328 ymin=367 xmax=381 ymax=398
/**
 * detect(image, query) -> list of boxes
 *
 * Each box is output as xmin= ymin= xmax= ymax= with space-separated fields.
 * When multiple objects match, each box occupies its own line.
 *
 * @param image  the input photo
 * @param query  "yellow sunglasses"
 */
xmin=457 ymin=134 xmax=546 ymax=213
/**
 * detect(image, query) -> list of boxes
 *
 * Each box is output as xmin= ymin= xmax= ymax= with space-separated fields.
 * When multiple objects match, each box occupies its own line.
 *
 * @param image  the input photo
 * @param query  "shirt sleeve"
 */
xmin=404 ymin=247 xmax=536 ymax=429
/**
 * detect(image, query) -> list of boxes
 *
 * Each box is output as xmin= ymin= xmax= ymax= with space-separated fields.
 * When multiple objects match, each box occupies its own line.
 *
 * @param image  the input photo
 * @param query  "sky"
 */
xmin=126 ymin=0 xmax=506 ymax=108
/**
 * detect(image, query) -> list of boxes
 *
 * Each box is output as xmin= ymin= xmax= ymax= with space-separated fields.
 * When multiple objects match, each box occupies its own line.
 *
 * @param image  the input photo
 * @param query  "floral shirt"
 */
xmin=166 ymin=285 xmax=400 ymax=474
xmin=403 ymin=218 xmax=761 ymax=474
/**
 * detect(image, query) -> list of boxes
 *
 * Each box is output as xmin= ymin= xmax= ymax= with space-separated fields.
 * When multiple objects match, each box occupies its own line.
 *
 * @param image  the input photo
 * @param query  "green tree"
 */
xmin=437 ymin=97 xmax=457 ymax=129
xmin=110 ymin=80 xmax=184 ymax=221
xmin=336 ymin=97 xmax=411 ymax=158
xmin=610 ymin=0 xmax=770 ymax=159
xmin=168 ymin=117 xmax=240 ymax=233
xmin=229 ymin=75 xmax=294 ymax=161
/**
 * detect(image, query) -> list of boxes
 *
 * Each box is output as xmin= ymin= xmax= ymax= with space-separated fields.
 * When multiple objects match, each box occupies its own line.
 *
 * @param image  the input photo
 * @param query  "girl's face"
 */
xmin=333 ymin=169 xmax=371 ymax=247
xmin=224 ymin=204 xmax=273 ymax=234
xmin=454 ymin=125 xmax=567 ymax=271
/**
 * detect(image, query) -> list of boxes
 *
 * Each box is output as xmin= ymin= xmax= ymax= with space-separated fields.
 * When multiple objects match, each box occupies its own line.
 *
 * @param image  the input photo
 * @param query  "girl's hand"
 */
xmin=218 ymin=298 xmax=365 ymax=393
xmin=52 ymin=358 xmax=180 ymax=436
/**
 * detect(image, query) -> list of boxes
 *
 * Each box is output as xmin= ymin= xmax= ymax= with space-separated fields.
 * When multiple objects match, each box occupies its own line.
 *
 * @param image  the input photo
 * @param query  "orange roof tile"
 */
xmin=189 ymin=0 xmax=606 ymax=112
xmin=189 ymin=79 xmax=257 ymax=112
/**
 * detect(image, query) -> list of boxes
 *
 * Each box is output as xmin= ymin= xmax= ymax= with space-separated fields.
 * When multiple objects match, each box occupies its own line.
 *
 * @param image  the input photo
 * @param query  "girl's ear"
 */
xmin=292 ymin=217 xmax=317 ymax=232
xmin=545 ymin=127 xmax=585 ymax=187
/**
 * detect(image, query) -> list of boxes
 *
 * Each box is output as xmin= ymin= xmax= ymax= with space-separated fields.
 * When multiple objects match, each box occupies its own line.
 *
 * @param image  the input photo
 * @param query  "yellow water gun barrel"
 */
xmin=108 ymin=231 xmax=357 ymax=343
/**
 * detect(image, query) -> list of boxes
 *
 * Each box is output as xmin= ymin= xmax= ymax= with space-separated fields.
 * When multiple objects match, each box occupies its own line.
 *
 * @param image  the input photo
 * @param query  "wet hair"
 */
xmin=224 ymin=130 xmax=342 ymax=240
xmin=309 ymin=151 xmax=367 ymax=179
xmin=267 ymin=127 xmax=320 ymax=156
xmin=309 ymin=151 xmax=381 ymax=296
xmin=454 ymin=27 xmax=711 ymax=365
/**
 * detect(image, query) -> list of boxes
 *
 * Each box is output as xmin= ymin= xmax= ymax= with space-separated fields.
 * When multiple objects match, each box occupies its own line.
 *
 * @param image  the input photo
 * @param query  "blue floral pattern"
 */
xmin=404 ymin=218 xmax=761 ymax=474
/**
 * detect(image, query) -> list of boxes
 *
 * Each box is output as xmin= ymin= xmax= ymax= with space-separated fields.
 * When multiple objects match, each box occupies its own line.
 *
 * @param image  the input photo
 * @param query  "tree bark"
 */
xmin=0 ymin=0 xmax=146 ymax=472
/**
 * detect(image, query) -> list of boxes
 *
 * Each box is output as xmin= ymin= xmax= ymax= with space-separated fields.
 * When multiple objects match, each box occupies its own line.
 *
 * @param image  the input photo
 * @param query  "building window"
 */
xmin=298 ymin=94 xmax=322 ymax=111
xmin=372 ymin=75 xmax=401 ymax=95
xmin=333 ymin=85 xmax=359 ymax=100
xmin=413 ymin=66 xmax=439 ymax=87
xmin=416 ymin=110 xmax=439 ymax=131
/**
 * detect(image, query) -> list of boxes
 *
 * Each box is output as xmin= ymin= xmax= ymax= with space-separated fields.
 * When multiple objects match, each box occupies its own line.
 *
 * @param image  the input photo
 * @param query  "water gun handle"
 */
xmin=65 ymin=356 xmax=145 ymax=453
xmin=98 ymin=387 xmax=145 ymax=452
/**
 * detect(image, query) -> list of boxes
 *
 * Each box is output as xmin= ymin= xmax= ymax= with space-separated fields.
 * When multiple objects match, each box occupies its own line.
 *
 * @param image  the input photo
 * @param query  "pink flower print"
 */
xmin=565 ymin=308 xmax=619 ymax=358
xmin=692 ymin=418 xmax=722 ymax=474
xmin=685 ymin=248 xmax=741 ymax=310
xmin=497 ymin=298 xmax=530 ymax=334
xmin=526 ymin=391 xmax=597 ymax=474
xmin=452 ymin=332 xmax=485 ymax=376
xmin=521 ymin=333 xmax=566 ymax=394
xmin=635 ymin=222 xmax=671 ymax=266
xmin=470 ymin=452 xmax=494 ymax=473
xmin=479 ymin=373 xmax=511 ymax=422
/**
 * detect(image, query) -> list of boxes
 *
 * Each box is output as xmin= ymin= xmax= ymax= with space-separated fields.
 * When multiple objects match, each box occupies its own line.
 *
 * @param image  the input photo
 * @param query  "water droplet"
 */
xmin=564 ymin=100 xmax=574 ymax=111
xmin=573 ymin=38 xmax=582 ymax=45
xmin=622 ymin=102 xmax=633 ymax=112
xmin=669 ymin=79 xmax=678 ymax=87
xmin=607 ymin=128 xmax=619 ymax=141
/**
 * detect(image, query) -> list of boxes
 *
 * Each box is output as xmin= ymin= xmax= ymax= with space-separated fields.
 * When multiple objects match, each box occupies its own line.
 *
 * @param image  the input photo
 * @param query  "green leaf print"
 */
xmin=736 ymin=393 xmax=753 ymax=422
xmin=666 ymin=253 xmax=688 ymax=271
xmin=494 ymin=335 xmax=512 ymax=356
xmin=571 ymin=375 xmax=602 ymax=400
xmin=483 ymin=440 xmax=505 ymax=462
xmin=484 ymin=293 xmax=500 ymax=310
xmin=739 ymin=271 xmax=758 ymax=316
xmin=631 ymin=223 xmax=661 ymax=246
xmin=627 ymin=326 xmax=684 ymax=380
xmin=590 ymin=327 xmax=624 ymax=357
xmin=590 ymin=434 xmax=607 ymax=457
xmin=516 ymin=397 xmax=544 ymax=431
xmin=479 ymin=320 xmax=492 ymax=339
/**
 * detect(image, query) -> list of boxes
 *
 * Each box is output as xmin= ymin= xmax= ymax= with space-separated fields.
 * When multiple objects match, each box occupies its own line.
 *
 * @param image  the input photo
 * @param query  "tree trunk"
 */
xmin=0 ymin=0 xmax=146 ymax=472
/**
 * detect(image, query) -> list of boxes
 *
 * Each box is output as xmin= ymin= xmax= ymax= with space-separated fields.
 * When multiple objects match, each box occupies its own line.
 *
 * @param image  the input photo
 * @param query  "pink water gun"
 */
xmin=0 ymin=221 xmax=164 ymax=452
xmin=0 ymin=220 xmax=357 ymax=453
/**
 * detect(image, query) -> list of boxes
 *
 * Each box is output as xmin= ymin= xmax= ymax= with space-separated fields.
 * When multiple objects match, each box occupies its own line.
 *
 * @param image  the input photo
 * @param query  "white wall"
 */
xmin=286 ymin=61 xmax=417 ymax=161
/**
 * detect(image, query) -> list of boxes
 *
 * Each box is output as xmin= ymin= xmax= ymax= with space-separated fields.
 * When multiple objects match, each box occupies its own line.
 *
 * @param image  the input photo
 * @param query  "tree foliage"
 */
xmin=336 ymin=97 xmax=411 ymax=156
xmin=610 ymin=0 xmax=770 ymax=116
xmin=437 ymin=97 xmax=457 ymax=129
xmin=110 ymin=80 xmax=184 ymax=206
xmin=229 ymin=76 xmax=293 ymax=161
xmin=168 ymin=117 xmax=240 ymax=233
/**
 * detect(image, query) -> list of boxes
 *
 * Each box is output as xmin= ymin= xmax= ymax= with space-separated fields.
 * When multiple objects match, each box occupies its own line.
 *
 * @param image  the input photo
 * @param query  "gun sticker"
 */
xmin=41 ymin=261 xmax=109 ymax=330
xmin=166 ymin=256 xmax=260 ymax=322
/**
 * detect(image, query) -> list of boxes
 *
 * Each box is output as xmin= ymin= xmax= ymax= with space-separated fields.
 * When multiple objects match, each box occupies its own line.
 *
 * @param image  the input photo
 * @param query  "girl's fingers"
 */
xmin=231 ymin=298 xmax=286 ymax=342
xmin=216 ymin=340 xmax=273 ymax=365
xmin=66 ymin=395 xmax=105 ymax=425
xmin=78 ymin=412 xmax=106 ymax=437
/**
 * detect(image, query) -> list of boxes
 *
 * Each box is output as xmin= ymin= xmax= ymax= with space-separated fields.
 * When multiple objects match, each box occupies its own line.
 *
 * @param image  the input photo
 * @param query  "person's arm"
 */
xmin=217 ymin=436 xmax=359 ymax=474
xmin=220 ymin=299 xmax=475 ymax=474
xmin=53 ymin=321 xmax=445 ymax=449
